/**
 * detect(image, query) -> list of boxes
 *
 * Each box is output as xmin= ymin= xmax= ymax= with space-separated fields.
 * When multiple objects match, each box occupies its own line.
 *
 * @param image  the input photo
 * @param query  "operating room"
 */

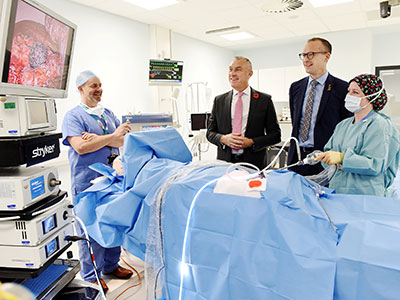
xmin=1 ymin=0 xmax=400 ymax=299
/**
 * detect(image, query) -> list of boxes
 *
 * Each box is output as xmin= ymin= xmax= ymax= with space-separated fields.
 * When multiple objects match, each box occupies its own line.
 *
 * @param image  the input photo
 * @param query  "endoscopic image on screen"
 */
xmin=6 ymin=0 xmax=72 ymax=89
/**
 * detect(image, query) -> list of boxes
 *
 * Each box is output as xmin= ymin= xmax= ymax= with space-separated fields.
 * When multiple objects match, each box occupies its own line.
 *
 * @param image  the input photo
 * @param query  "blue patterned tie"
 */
xmin=300 ymin=80 xmax=318 ymax=142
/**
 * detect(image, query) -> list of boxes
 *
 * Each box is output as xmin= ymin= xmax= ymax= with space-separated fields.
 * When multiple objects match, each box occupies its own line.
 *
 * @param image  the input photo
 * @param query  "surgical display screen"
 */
xmin=149 ymin=60 xmax=183 ymax=84
xmin=27 ymin=100 xmax=48 ymax=125
xmin=2 ymin=0 xmax=75 ymax=89
xmin=42 ymin=214 xmax=57 ymax=235
xmin=45 ymin=236 xmax=59 ymax=258
xmin=30 ymin=175 xmax=45 ymax=199
xmin=191 ymin=113 xmax=211 ymax=131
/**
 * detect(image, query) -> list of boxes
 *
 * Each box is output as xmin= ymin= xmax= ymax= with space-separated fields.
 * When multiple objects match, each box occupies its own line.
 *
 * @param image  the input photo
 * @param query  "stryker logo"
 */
xmin=32 ymin=145 xmax=56 ymax=158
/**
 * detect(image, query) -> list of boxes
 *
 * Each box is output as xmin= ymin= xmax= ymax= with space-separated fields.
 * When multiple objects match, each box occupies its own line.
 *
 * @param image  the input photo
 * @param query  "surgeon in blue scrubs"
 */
xmin=317 ymin=74 xmax=400 ymax=197
xmin=62 ymin=70 xmax=132 ymax=292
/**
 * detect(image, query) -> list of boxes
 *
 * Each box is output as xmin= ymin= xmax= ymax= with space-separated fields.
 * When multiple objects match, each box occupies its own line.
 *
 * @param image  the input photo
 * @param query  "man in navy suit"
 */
xmin=288 ymin=37 xmax=352 ymax=176
xmin=207 ymin=56 xmax=281 ymax=170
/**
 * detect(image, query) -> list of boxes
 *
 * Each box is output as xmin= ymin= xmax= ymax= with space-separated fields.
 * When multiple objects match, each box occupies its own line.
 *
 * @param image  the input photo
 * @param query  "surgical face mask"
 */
xmin=81 ymin=103 xmax=104 ymax=117
xmin=344 ymin=87 xmax=384 ymax=113
xmin=344 ymin=94 xmax=363 ymax=113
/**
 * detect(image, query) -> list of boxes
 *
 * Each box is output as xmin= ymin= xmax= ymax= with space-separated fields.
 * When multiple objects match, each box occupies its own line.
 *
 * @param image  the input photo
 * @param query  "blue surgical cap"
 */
xmin=76 ymin=70 xmax=97 ymax=88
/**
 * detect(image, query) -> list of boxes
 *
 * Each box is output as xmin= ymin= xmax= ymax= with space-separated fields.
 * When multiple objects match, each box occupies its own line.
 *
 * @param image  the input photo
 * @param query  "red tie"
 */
xmin=232 ymin=92 xmax=243 ymax=153
xmin=299 ymin=80 xmax=317 ymax=142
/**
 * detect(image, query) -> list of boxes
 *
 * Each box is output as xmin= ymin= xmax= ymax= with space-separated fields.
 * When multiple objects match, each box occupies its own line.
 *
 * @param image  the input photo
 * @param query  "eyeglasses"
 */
xmin=298 ymin=51 xmax=327 ymax=60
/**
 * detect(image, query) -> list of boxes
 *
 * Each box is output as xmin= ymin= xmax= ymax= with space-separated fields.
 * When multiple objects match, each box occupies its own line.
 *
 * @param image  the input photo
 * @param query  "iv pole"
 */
xmin=186 ymin=82 xmax=209 ymax=160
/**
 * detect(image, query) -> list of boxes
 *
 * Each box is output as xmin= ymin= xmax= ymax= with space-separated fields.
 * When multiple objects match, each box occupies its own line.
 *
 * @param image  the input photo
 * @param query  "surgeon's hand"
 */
xmin=316 ymin=151 xmax=345 ymax=165
xmin=113 ymin=122 xmax=131 ymax=139
xmin=81 ymin=132 xmax=97 ymax=140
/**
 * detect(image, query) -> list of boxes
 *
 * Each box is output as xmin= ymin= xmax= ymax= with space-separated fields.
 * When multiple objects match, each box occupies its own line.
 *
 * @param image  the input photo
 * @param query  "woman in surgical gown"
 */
xmin=317 ymin=74 xmax=400 ymax=197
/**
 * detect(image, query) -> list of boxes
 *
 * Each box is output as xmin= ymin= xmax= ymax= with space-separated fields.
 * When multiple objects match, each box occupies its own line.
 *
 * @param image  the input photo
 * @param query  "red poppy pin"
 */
xmin=253 ymin=93 xmax=259 ymax=99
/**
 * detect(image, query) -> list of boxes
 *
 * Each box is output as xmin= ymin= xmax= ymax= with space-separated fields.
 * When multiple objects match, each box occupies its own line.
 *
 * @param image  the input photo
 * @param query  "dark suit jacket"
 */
xmin=288 ymin=73 xmax=352 ymax=175
xmin=206 ymin=88 xmax=281 ymax=170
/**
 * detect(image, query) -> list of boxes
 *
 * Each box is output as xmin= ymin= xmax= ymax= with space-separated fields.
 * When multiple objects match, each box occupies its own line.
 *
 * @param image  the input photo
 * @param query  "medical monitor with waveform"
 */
xmin=0 ymin=0 xmax=76 ymax=98
xmin=149 ymin=59 xmax=183 ymax=86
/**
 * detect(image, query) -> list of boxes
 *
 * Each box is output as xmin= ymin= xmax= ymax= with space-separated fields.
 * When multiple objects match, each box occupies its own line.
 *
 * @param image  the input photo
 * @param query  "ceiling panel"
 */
xmin=66 ymin=0 xmax=400 ymax=49
xmin=256 ymin=30 xmax=296 ymax=41
xmin=283 ymin=20 xmax=329 ymax=34
xmin=213 ymin=5 xmax=267 ymax=22
xmin=190 ymin=0 xmax=248 ymax=11
xmin=323 ymin=12 xmax=367 ymax=31
xmin=243 ymin=15 xmax=282 ymax=32
xmin=271 ymin=9 xmax=321 ymax=24
xmin=311 ymin=1 xmax=362 ymax=17
xmin=69 ymin=0 xmax=107 ymax=6
xmin=95 ymin=0 xmax=147 ymax=17
xmin=359 ymin=0 xmax=384 ymax=11
xmin=125 ymin=12 xmax=176 ymax=25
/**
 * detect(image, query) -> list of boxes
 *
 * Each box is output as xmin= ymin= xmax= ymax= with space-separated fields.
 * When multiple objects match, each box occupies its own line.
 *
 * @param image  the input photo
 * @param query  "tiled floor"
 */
xmin=61 ymin=244 xmax=147 ymax=300
xmin=105 ymin=251 xmax=146 ymax=300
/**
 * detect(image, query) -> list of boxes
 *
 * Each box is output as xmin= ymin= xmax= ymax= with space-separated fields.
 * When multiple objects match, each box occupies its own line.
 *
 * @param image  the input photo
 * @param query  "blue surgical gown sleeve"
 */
xmin=62 ymin=108 xmax=87 ymax=146
xmin=340 ymin=117 xmax=387 ymax=176
xmin=323 ymin=113 xmax=400 ymax=196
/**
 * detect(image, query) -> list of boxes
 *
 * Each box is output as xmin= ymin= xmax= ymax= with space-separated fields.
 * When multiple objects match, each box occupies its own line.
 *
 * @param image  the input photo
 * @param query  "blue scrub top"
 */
xmin=62 ymin=105 xmax=120 ymax=198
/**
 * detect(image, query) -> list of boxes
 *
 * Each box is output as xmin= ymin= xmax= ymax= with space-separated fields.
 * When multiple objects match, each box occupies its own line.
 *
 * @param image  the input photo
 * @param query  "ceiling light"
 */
xmin=205 ymin=26 xmax=240 ymax=34
xmin=220 ymin=32 xmax=255 ymax=41
xmin=124 ymin=0 xmax=182 ymax=10
xmin=308 ymin=0 xmax=353 ymax=8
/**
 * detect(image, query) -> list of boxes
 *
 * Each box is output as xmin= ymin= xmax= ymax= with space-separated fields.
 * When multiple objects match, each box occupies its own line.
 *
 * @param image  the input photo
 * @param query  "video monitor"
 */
xmin=191 ymin=113 xmax=211 ymax=131
xmin=27 ymin=100 xmax=48 ymax=125
xmin=0 ymin=0 xmax=76 ymax=98
xmin=45 ymin=236 xmax=59 ymax=258
xmin=42 ymin=213 xmax=57 ymax=235
xmin=149 ymin=59 xmax=183 ymax=86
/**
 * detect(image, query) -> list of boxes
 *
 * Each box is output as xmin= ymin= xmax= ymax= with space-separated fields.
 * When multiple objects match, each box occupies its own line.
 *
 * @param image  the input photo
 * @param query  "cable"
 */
xmin=176 ymin=139 xmax=300 ymax=299
xmin=214 ymin=137 xmax=302 ymax=185
xmin=261 ymin=136 xmax=300 ymax=175
xmin=65 ymin=235 xmax=88 ymax=242
xmin=189 ymin=131 xmax=210 ymax=159
xmin=178 ymin=177 xmax=220 ymax=300
xmin=154 ymin=266 xmax=165 ymax=300
xmin=113 ymin=254 xmax=142 ymax=300
xmin=146 ymin=161 xmax=230 ymax=300
xmin=65 ymin=214 xmax=107 ymax=300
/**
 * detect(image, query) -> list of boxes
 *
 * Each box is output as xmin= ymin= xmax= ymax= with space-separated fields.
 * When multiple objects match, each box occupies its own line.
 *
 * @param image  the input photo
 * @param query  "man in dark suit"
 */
xmin=288 ymin=37 xmax=352 ymax=176
xmin=207 ymin=56 xmax=281 ymax=170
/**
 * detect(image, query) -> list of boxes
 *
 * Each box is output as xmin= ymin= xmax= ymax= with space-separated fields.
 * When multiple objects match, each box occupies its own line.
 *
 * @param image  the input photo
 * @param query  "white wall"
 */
xmin=171 ymin=32 xmax=233 ymax=160
xmin=172 ymin=32 xmax=233 ymax=99
xmin=34 ymin=1 xmax=400 ymax=166
xmin=37 ymin=0 xmax=152 ymax=131
xmin=34 ymin=0 xmax=233 ymax=163
xmin=38 ymin=0 xmax=234 ymax=122
xmin=172 ymin=32 xmax=233 ymax=135
xmin=234 ymin=28 xmax=373 ymax=85
xmin=372 ymin=30 xmax=400 ymax=68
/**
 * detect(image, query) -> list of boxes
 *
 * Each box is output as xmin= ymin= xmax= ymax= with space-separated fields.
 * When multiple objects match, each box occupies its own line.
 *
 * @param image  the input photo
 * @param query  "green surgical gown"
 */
xmin=323 ymin=112 xmax=400 ymax=197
